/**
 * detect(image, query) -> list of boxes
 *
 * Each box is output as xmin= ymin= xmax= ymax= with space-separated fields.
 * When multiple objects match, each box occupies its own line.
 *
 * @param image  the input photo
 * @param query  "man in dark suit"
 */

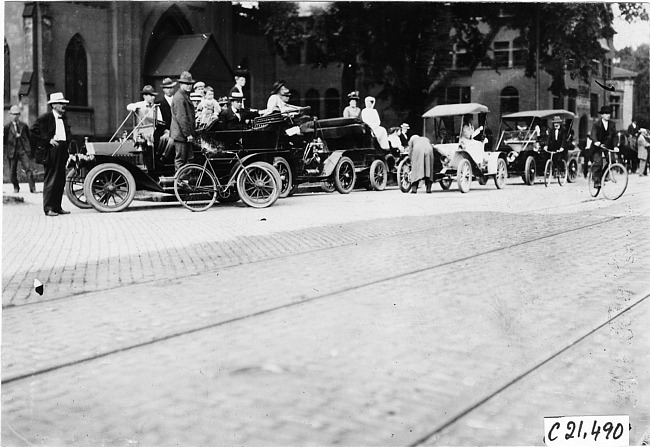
xmin=31 ymin=92 xmax=72 ymax=216
xmin=155 ymin=77 xmax=175 ymax=162
xmin=3 ymin=105 xmax=36 ymax=193
xmin=589 ymin=105 xmax=617 ymax=186
xmin=219 ymin=92 xmax=260 ymax=130
xmin=170 ymin=71 xmax=196 ymax=171
xmin=545 ymin=115 xmax=568 ymax=168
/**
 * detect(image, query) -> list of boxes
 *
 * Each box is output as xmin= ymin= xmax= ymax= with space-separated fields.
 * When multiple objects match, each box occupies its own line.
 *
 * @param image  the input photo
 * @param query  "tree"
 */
xmin=616 ymin=43 xmax=650 ymax=124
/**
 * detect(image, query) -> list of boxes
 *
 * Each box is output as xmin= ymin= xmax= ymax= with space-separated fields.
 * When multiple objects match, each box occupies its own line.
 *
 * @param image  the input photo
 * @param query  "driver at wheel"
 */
xmin=262 ymin=80 xmax=303 ymax=116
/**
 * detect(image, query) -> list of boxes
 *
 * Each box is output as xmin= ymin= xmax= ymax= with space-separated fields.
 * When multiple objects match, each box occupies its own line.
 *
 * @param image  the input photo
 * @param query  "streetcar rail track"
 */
xmin=2 ymin=214 xmax=628 ymax=385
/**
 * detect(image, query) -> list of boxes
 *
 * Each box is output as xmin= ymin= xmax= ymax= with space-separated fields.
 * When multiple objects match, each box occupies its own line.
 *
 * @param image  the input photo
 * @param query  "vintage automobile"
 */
xmin=495 ymin=109 xmax=580 ymax=185
xmin=397 ymin=103 xmax=507 ymax=193
xmin=65 ymin=110 xmax=281 ymax=213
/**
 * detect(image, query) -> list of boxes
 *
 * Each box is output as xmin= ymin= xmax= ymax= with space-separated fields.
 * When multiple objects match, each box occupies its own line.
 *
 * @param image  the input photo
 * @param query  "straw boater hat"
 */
xmin=270 ymin=80 xmax=286 ymax=95
xmin=599 ymin=105 xmax=612 ymax=114
xmin=229 ymin=91 xmax=245 ymax=102
xmin=347 ymin=91 xmax=360 ymax=100
xmin=141 ymin=85 xmax=157 ymax=96
xmin=178 ymin=71 xmax=195 ymax=84
xmin=217 ymin=96 xmax=229 ymax=105
xmin=400 ymin=123 xmax=410 ymax=130
xmin=47 ymin=92 xmax=69 ymax=104
xmin=161 ymin=77 xmax=176 ymax=88
xmin=551 ymin=116 xmax=563 ymax=124
xmin=9 ymin=105 xmax=20 ymax=114
xmin=193 ymin=81 xmax=205 ymax=90
xmin=189 ymin=92 xmax=202 ymax=101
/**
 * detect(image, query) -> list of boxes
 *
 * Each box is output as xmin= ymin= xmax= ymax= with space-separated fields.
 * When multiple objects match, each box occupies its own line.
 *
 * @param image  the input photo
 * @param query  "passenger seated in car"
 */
xmin=361 ymin=96 xmax=389 ymax=150
xmin=219 ymin=92 xmax=260 ymax=130
xmin=262 ymin=80 xmax=303 ymax=116
xmin=126 ymin=85 xmax=158 ymax=149
xmin=198 ymin=86 xmax=219 ymax=129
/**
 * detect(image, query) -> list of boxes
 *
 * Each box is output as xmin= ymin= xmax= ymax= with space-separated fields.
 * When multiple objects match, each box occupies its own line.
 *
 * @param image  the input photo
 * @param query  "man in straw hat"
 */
xmin=219 ymin=91 xmax=260 ymax=130
xmin=170 ymin=71 xmax=197 ymax=170
xmin=589 ymin=105 xmax=617 ymax=187
xmin=31 ymin=92 xmax=72 ymax=216
xmin=3 ymin=105 xmax=36 ymax=193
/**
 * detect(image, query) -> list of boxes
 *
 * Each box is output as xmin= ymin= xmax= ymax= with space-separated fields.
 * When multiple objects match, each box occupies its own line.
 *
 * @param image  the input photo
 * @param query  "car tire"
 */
xmin=439 ymin=178 xmax=452 ymax=190
xmin=83 ymin=163 xmax=136 ymax=213
xmin=524 ymin=156 xmax=536 ymax=185
xmin=65 ymin=169 xmax=92 ymax=209
xmin=369 ymin=159 xmax=388 ymax=191
xmin=273 ymin=157 xmax=293 ymax=198
xmin=457 ymin=158 xmax=472 ymax=193
xmin=494 ymin=158 xmax=507 ymax=189
xmin=237 ymin=161 xmax=280 ymax=208
xmin=397 ymin=157 xmax=411 ymax=193
xmin=333 ymin=156 xmax=356 ymax=194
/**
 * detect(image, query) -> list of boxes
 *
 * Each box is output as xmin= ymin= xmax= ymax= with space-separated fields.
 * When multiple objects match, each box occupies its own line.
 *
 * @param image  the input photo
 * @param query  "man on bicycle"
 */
xmin=589 ymin=105 xmax=617 ymax=187
xmin=544 ymin=116 xmax=567 ymax=170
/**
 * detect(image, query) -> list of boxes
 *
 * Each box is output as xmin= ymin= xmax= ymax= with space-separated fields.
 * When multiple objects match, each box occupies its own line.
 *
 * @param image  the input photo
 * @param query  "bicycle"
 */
xmin=542 ymin=146 xmax=567 ymax=187
xmin=587 ymin=145 xmax=628 ymax=200
xmin=173 ymin=143 xmax=281 ymax=212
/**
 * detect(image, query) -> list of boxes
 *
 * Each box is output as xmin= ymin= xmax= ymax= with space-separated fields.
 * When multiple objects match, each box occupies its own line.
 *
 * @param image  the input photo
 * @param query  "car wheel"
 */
xmin=369 ymin=159 xmax=388 ymax=191
xmin=524 ymin=156 xmax=536 ymax=185
xmin=321 ymin=180 xmax=336 ymax=193
xmin=65 ymin=169 xmax=92 ymax=209
xmin=273 ymin=157 xmax=293 ymax=198
xmin=457 ymin=158 xmax=472 ymax=193
xmin=494 ymin=158 xmax=507 ymax=189
xmin=397 ymin=157 xmax=412 ymax=193
xmin=567 ymin=159 xmax=578 ymax=183
xmin=333 ymin=156 xmax=356 ymax=194
xmin=237 ymin=162 xmax=280 ymax=208
xmin=83 ymin=163 xmax=136 ymax=212
xmin=439 ymin=178 xmax=452 ymax=190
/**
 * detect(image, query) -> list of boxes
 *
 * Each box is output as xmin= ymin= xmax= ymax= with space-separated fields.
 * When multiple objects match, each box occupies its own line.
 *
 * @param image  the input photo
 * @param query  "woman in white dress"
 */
xmin=360 ymin=96 xmax=389 ymax=149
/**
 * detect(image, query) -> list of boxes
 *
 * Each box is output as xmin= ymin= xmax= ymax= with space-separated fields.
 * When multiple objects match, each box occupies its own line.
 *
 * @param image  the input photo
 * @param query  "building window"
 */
xmin=65 ymin=34 xmax=88 ymax=106
xmin=493 ymin=41 xmax=510 ymax=67
xmin=512 ymin=37 xmax=528 ymax=67
xmin=4 ymin=39 xmax=10 ymax=105
xmin=609 ymin=95 xmax=620 ymax=119
xmin=567 ymin=89 xmax=577 ymax=113
xmin=552 ymin=94 xmax=564 ymax=109
xmin=500 ymin=86 xmax=519 ymax=115
xmin=453 ymin=43 xmax=471 ymax=70
xmin=444 ymin=86 xmax=471 ymax=104
xmin=590 ymin=93 xmax=599 ymax=118
xmin=324 ymin=88 xmax=340 ymax=119
xmin=305 ymin=88 xmax=320 ymax=117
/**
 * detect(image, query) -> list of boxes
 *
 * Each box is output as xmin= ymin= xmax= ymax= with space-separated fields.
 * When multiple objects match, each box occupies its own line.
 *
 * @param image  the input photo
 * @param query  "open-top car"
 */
xmin=495 ymin=109 xmax=580 ymax=184
xmin=398 ymin=103 xmax=507 ymax=193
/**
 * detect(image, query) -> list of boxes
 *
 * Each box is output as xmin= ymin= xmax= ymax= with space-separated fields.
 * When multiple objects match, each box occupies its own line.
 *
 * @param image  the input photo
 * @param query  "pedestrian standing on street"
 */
xmin=343 ymin=91 xmax=361 ymax=119
xmin=637 ymin=128 xmax=649 ymax=177
xmin=31 ymin=92 xmax=72 ymax=216
xmin=171 ymin=71 xmax=196 ymax=171
xmin=588 ymin=105 xmax=617 ymax=187
xmin=407 ymin=135 xmax=434 ymax=194
xmin=4 ymin=105 xmax=36 ymax=193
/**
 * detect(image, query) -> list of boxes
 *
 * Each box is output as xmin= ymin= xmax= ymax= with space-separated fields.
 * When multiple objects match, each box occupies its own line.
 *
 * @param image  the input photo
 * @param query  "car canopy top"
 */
xmin=501 ymin=109 xmax=575 ymax=121
xmin=422 ymin=103 xmax=490 ymax=118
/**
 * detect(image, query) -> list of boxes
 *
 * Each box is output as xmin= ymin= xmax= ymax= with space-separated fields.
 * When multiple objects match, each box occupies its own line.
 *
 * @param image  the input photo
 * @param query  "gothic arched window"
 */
xmin=65 ymin=34 xmax=88 ymax=106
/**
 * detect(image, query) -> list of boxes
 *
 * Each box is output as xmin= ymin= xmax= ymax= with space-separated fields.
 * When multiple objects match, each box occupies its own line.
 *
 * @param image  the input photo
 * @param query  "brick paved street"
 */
xmin=2 ymin=176 xmax=649 ymax=446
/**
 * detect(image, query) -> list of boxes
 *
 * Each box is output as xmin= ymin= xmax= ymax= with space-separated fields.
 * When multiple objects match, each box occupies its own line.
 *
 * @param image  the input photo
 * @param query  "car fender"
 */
xmin=484 ymin=151 xmax=503 ymax=175
xmin=320 ymin=150 xmax=347 ymax=177
xmin=89 ymin=154 xmax=163 ymax=192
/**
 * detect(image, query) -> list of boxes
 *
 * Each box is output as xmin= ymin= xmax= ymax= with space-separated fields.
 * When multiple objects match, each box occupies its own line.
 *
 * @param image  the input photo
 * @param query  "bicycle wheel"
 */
xmin=602 ymin=163 xmax=628 ymax=200
xmin=544 ymin=159 xmax=552 ymax=187
xmin=174 ymin=164 xmax=217 ymax=211
xmin=557 ymin=160 xmax=567 ymax=186
xmin=587 ymin=165 xmax=601 ymax=198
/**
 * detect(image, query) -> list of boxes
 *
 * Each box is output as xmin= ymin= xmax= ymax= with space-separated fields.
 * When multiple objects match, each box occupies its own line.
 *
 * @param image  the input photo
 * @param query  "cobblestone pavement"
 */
xmin=2 ymin=177 xmax=649 ymax=446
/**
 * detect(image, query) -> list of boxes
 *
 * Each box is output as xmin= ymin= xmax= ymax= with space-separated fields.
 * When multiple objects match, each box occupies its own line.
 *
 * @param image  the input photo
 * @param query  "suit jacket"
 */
xmin=170 ymin=89 xmax=195 ymax=142
xmin=4 ymin=120 xmax=33 ymax=158
xmin=219 ymin=107 xmax=258 ymax=130
xmin=546 ymin=127 xmax=567 ymax=152
xmin=156 ymin=96 xmax=173 ymax=130
xmin=590 ymin=119 xmax=616 ymax=150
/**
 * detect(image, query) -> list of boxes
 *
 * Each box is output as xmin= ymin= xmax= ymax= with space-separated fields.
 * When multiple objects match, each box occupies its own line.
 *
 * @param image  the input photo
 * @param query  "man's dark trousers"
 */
xmin=43 ymin=141 xmax=68 ymax=214
xmin=9 ymin=150 xmax=35 ymax=192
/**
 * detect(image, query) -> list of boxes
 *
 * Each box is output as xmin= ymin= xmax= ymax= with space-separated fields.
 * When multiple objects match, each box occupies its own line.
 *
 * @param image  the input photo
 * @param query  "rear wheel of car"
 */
xmin=457 ymin=159 xmax=472 ymax=193
xmin=334 ymin=156 xmax=356 ymax=194
xmin=321 ymin=180 xmax=336 ymax=193
xmin=494 ymin=158 xmax=507 ymax=189
xmin=237 ymin=162 xmax=280 ymax=208
xmin=558 ymin=160 xmax=567 ymax=186
xmin=567 ymin=159 xmax=578 ymax=183
xmin=84 ymin=163 xmax=136 ymax=213
xmin=369 ymin=159 xmax=388 ymax=191
xmin=65 ymin=169 xmax=92 ymax=209
xmin=544 ymin=160 xmax=552 ymax=187
xmin=174 ymin=164 xmax=217 ymax=211
xmin=273 ymin=157 xmax=292 ymax=198
xmin=439 ymin=178 xmax=452 ymax=190
xmin=524 ymin=156 xmax=536 ymax=185
xmin=397 ymin=157 xmax=412 ymax=193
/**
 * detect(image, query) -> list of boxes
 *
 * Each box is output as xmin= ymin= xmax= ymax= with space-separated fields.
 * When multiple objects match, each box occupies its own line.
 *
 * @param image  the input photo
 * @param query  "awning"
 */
xmin=422 ymin=103 xmax=489 ymax=118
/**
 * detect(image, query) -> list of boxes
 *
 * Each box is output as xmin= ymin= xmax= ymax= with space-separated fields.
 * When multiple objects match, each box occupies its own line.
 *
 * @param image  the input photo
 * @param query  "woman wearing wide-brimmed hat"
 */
xmin=343 ymin=91 xmax=361 ymax=119
xmin=262 ymin=80 xmax=302 ymax=116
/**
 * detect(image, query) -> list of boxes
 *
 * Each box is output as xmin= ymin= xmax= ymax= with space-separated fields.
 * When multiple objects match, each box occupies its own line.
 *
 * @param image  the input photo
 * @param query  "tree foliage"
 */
xmin=616 ymin=43 xmax=650 ymax=122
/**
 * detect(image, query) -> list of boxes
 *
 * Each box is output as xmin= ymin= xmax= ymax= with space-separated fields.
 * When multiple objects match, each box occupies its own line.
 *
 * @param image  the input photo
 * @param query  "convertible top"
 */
xmin=502 ymin=109 xmax=575 ymax=120
xmin=422 ymin=103 xmax=489 ymax=118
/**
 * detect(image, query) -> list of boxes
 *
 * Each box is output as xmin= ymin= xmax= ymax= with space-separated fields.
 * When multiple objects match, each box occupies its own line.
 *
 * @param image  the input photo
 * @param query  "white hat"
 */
xmin=400 ymin=123 xmax=410 ymax=129
xmin=190 ymin=92 xmax=203 ymax=101
xmin=47 ymin=92 xmax=69 ymax=104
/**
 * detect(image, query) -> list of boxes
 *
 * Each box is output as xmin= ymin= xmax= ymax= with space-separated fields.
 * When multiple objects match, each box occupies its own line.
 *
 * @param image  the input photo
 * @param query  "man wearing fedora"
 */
xmin=155 ymin=77 xmax=175 ymax=162
xmin=545 ymin=115 xmax=568 ymax=170
xmin=219 ymin=91 xmax=260 ymax=130
xmin=31 ymin=92 xmax=72 ymax=216
xmin=127 ymin=85 xmax=158 ymax=150
xmin=589 ymin=105 xmax=618 ymax=187
xmin=4 ymin=105 xmax=36 ymax=193
xmin=170 ymin=71 xmax=196 ymax=170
